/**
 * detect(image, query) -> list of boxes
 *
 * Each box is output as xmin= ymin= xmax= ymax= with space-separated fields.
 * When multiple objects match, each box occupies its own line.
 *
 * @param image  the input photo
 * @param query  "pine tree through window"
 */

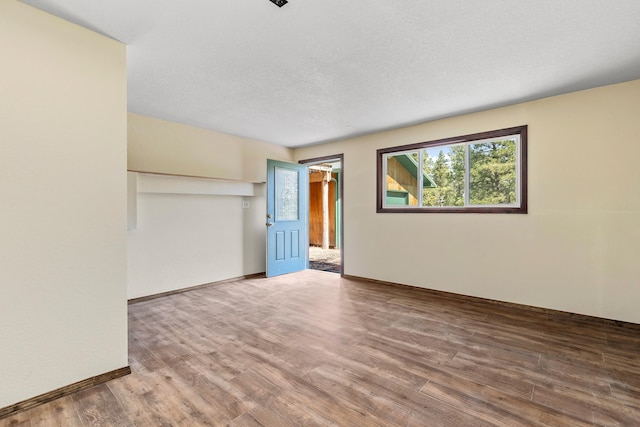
xmin=377 ymin=126 xmax=527 ymax=213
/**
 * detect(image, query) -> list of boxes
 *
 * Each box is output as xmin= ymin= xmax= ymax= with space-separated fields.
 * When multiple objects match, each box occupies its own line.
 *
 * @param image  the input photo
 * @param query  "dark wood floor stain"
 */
xmin=2 ymin=270 xmax=639 ymax=426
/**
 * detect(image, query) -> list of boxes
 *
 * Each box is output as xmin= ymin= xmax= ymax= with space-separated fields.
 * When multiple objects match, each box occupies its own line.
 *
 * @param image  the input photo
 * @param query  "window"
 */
xmin=377 ymin=125 xmax=527 ymax=213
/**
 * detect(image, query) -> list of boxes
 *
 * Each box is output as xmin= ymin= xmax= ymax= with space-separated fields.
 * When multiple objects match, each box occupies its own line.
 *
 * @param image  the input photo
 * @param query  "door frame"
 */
xmin=299 ymin=154 xmax=344 ymax=276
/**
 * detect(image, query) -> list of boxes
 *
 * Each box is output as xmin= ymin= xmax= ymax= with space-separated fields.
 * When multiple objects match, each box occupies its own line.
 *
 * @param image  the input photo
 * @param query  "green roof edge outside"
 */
xmin=396 ymin=154 xmax=437 ymax=188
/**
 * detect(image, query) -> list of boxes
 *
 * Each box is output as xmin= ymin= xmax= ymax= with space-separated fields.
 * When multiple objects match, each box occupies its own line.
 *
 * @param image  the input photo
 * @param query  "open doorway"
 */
xmin=299 ymin=155 xmax=343 ymax=275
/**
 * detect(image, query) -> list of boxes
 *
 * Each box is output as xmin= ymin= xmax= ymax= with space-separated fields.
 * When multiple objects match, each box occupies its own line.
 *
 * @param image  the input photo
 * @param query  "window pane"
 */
xmin=421 ymin=145 xmax=465 ymax=207
xmin=385 ymin=152 xmax=419 ymax=206
xmin=468 ymin=139 xmax=517 ymax=205
xmin=275 ymin=167 xmax=299 ymax=220
xmin=376 ymin=125 xmax=526 ymax=214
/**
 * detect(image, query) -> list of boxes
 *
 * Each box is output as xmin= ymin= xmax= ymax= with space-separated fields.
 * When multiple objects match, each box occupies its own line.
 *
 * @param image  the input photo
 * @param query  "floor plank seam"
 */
xmin=6 ymin=271 xmax=639 ymax=426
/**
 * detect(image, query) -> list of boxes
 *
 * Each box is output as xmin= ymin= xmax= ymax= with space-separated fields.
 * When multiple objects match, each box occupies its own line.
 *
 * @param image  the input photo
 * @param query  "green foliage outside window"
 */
xmin=422 ymin=140 xmax=516 ymax=207
xmin=377 ymin=125 xmax=526 ymax=213
xmin=469 ymin=141 xmax=516 ymax=205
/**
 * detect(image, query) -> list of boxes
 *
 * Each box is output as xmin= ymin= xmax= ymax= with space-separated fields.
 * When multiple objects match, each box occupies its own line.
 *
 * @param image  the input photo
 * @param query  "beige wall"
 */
xmin=295 ymin=79 xmax=640 ymax=324
xmin=128 ymin=113 xmax=292 ymax=182
xmin=127 ymin=114 xmax=293 ymax=298
xmin=0 ymin=1 xmax=128 ymax=408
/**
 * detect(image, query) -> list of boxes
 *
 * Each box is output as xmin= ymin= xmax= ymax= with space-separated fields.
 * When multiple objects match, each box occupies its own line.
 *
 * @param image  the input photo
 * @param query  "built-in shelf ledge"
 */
xmin=127 ymin=169 xmax=265 ymax=184
xmin=128 ymin=170 xmax=265 ymax=197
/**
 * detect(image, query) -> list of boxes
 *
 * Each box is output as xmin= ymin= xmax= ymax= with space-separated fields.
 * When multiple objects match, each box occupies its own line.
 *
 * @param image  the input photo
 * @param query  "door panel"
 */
xmin=266 ymin=159 xmax=308 ymax=277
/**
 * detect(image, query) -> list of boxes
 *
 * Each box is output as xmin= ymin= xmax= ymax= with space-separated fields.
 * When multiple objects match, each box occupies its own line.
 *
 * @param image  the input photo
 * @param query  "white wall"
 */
xmin=127 ymin=173 xmax=267 ymax=298
xmin=127 ymin=114 xmax=292 ymax=298
xmin=295 ymin=79 xmax=640 ymax=324
xmin=0 ymin=1 xmax=127 ymax=409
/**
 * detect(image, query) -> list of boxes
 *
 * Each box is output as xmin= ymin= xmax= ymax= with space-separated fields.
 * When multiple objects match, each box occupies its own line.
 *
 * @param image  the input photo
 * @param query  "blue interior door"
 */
xmin=266 ymin=159 xmax=308 ymax=277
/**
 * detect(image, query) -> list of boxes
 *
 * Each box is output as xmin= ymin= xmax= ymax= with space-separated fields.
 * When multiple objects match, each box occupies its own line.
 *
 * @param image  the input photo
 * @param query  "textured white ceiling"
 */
xmin=20 ymin=0 xmax=640 ymax=147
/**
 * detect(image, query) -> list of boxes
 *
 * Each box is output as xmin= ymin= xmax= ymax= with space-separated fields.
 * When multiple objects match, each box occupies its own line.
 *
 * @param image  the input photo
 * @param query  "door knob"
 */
xmin=266 ymin=222 xmax=273 ymax=227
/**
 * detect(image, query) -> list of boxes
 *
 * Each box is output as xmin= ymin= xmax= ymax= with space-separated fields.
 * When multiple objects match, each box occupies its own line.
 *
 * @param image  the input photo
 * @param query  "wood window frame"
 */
xmin=376 ymin=125 xmax=528 ymax=214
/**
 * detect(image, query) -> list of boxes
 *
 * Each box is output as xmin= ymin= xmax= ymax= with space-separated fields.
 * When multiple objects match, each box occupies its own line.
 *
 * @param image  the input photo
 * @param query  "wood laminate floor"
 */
xmin=2 ymin=270 xmax=639 ymax=426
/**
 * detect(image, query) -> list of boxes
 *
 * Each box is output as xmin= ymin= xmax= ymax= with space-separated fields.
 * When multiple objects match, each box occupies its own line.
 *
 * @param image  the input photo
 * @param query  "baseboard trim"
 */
xmin=128 ymin=273 xmax=266 ymax=305
xmin=343 ymin=274 xmax=640 ymax=331
xmin=0 ymin=366 xmax=131 ymax=420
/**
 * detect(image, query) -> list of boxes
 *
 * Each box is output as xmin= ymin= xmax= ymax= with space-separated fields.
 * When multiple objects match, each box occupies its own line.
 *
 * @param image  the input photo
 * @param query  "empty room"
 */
xmin=1 ymin=0 xmax=639 ymax=425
